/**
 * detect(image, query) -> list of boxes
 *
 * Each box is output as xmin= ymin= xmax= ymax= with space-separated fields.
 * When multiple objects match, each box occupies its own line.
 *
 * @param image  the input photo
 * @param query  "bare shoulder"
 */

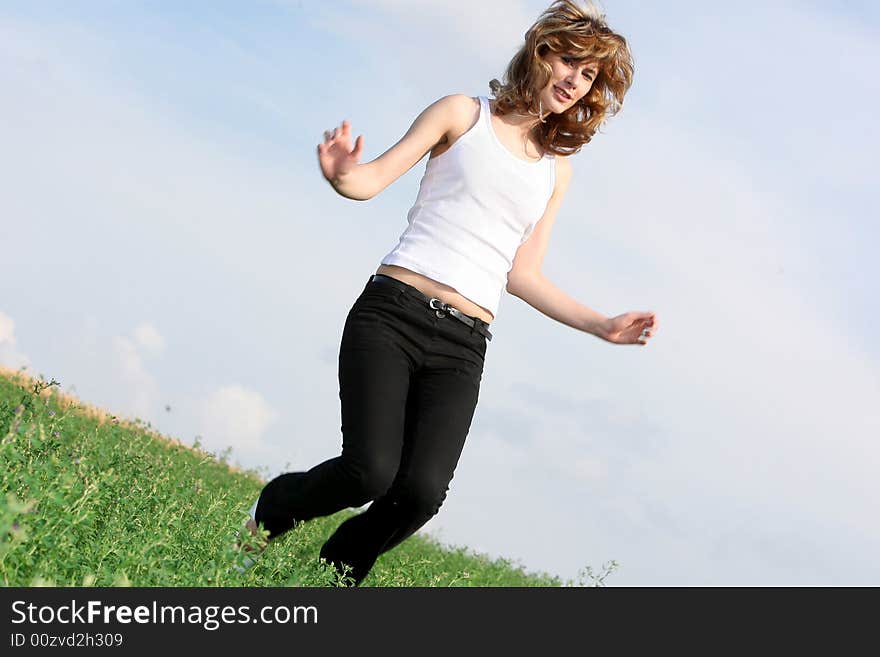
xmin=439 ymin=93 xmax=480 ymax=132
xmin=425 ymin=94 xmax=481 ymax=153
xmin=441 ymin=93 xmax=480 ymax=112
xmin=366 ymin=93 xmax=483 ymax=193
xmin=426 ymin=93 xmax=477 ymax=116
xmin=555 ymin=154 xmax=573 ymax=180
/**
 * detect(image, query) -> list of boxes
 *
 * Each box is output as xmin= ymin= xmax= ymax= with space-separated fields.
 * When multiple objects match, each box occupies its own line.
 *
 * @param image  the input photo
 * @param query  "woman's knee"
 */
xmin=342 ymin=456 xmax=398 ymax=502
xmin=397 ymin=476 xmax=450 ymax=518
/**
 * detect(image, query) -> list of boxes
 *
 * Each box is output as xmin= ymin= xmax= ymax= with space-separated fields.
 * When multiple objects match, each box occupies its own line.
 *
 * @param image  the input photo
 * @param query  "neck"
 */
xmin=499 ymin=104 xmax=551 ymax=139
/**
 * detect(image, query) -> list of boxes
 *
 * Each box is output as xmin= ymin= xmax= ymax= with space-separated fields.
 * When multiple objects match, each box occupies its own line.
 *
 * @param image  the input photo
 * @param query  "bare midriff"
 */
xmin=374 ymin=264 xmax=494 ymax=325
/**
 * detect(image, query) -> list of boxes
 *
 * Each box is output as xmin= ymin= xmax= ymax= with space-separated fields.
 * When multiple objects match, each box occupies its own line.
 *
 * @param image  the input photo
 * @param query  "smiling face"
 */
xmin=538 ymin=51 xmax=599 ymax=113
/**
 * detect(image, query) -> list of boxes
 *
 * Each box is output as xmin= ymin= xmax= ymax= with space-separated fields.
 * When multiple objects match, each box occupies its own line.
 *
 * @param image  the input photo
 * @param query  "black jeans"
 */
xmin=254 ymin=275 xmax=489 ymax=585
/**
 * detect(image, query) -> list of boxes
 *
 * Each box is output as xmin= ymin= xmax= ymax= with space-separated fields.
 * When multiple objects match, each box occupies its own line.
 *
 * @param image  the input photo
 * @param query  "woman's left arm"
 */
xmin=506 ymin=158 xmax=658 ymax=345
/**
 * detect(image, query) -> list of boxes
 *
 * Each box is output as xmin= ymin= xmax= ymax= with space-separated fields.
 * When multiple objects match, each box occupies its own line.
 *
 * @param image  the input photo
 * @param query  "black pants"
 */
xmin=254 ymin=275 xmax=489 ymax=585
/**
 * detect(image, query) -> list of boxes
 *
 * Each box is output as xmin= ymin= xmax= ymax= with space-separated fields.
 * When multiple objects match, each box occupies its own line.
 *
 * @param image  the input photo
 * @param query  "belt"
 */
xmin=369 ymin=274 xmax=493 ymax=341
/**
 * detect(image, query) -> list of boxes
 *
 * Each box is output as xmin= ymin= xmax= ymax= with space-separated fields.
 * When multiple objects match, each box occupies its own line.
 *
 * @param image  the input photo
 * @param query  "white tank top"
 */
xmin=380 ymin=95 xmax=556 ymax=319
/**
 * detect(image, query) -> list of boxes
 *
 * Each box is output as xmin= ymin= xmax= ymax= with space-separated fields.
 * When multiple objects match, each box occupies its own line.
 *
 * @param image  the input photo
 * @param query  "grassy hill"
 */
xmin=0 ymin=365 xmax=614 ymax=587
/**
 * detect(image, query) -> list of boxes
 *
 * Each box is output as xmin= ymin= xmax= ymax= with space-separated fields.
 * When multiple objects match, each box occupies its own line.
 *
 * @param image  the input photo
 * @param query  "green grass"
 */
xmin=0 ymin=365 xmax=617 ymax=587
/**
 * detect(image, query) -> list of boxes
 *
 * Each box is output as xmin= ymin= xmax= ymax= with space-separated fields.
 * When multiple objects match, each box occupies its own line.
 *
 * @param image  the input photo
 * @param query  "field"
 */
xmin=0 ymin=366 xmax=614 ymax=587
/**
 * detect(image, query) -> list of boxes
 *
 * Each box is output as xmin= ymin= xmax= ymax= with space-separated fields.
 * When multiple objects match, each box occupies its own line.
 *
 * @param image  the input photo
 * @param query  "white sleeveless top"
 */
xmin=380 ymin=95 xmax=556 ymax=319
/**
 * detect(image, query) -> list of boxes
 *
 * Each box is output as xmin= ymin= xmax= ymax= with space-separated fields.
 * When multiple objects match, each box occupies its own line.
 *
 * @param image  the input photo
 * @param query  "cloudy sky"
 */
xmin=1 ymin=0 xmax=877 ymax=585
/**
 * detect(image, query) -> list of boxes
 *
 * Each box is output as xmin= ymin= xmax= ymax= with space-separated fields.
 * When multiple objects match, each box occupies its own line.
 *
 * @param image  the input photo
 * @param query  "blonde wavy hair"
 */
xmin=489 ymin=0 xmax=634 ymax=156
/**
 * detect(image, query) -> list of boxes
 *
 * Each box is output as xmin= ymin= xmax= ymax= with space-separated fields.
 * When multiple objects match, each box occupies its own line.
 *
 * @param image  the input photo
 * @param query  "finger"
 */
xmin=352 ymin=134 xmax=364 ymax=158
xmin=627 ymin=312 xmax=652 ymax=328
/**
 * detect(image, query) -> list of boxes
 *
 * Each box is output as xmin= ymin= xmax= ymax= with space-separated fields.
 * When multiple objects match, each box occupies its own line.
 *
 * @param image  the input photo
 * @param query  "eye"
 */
xmin=561 ymin=56 xmax=595 ymax=81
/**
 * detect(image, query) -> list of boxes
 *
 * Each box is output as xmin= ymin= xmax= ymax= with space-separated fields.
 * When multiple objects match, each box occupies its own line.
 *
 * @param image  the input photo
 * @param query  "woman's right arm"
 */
xmin=317 ymin=94 xmax=470 ymax=201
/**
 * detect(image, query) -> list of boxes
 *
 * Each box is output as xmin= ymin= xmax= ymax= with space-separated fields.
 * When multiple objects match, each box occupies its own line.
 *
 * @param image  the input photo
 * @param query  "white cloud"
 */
xmin=197 ymin=385 xmax=278 ymax=459
xmin=133 ymin=323 xmax=165 ymax=356
xmin=567 ymin=455 xmax=609 ymax=482
xmin=110 ymin=329 xmax=161 ymax=420
xmin=306 ymin=0 xmax=536 ymax=99
xmin=0 ymin=313 xmax=16 ymax=346
xmin=349 ymin=0 xmax=535 ymax=57
xmin=0 ymin=311 xmax=31 ymax=371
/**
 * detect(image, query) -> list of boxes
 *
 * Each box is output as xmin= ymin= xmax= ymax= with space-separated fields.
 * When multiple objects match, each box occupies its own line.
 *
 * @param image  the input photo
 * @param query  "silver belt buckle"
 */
xmin=428 ymin=297 xmax=447 ymax=318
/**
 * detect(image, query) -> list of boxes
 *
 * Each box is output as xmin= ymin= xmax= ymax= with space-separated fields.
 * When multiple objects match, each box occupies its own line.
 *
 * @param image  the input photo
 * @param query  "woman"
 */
xmin=236 ymin=0 xmax=658 ymax=585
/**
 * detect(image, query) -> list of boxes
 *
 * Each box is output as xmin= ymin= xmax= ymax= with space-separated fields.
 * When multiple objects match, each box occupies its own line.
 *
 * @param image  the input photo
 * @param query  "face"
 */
xmin=539 ymin=51 xmax=599 ymax=112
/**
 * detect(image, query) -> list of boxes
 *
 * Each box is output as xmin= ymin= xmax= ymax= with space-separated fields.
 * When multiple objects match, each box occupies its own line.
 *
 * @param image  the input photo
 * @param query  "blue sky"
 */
xmin=1 ymin=1 xmax=878 ymax=585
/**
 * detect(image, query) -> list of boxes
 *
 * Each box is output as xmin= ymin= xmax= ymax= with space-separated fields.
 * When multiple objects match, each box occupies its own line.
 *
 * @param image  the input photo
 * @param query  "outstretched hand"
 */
xmin=317 ymin=120 xmax=364 ymax=184
xmin=601 ymin=311 xmax=658 ymax=346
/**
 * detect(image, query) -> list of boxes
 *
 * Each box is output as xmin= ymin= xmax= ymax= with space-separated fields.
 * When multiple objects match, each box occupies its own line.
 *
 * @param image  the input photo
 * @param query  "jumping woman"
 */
xmin=236 ymin=0 xmax=658 ymax=585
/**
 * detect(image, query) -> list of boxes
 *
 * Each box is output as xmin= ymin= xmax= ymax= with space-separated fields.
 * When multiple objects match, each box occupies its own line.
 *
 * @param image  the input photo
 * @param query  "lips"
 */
xmin=554 ymin=86 xmax=572 ymax=100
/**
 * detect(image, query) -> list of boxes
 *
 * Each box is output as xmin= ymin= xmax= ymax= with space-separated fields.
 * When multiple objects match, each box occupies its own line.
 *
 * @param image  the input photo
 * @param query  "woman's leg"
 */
xmin=253 ymin=286 xmax=415 ymax=540
xmin=319 ymin=314 xmax=487 ymax=585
